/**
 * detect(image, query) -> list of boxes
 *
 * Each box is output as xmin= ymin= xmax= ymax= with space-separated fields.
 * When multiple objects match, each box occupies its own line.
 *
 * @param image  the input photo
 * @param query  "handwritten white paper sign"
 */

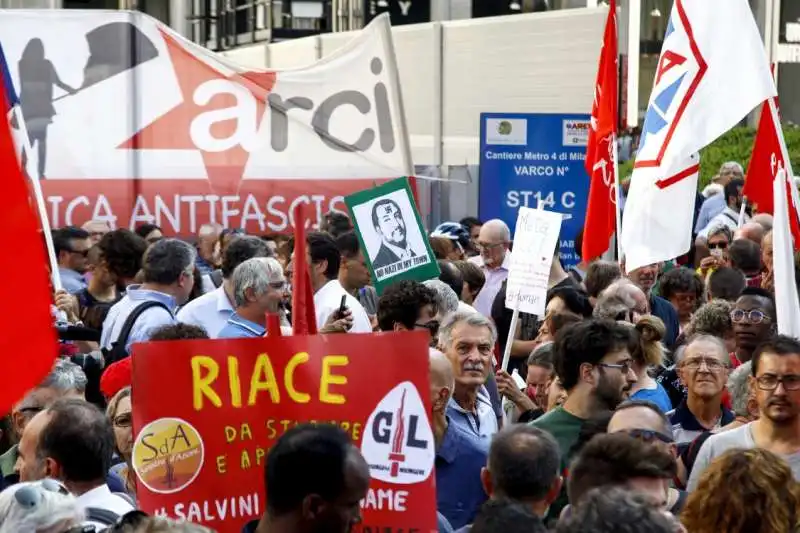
xmin=505 ymin=206 xmax=563 ymax=315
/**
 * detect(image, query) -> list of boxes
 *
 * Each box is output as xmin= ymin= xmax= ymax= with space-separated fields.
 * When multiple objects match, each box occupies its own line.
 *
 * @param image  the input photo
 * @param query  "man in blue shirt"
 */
xmin=439 ymin=312 xmax=499 ymax=439
xmin=101 ymin=238 xmax=196 ymax=355
xmin=178 ymin=236 xmax=270 ymax=337
xmin=53 ymin=226 xmax=91 ymax=294
xmin=218 ymin=257 xmax=287 ymax=339
xmin=430 ymin=349 xmax=489 ymax=529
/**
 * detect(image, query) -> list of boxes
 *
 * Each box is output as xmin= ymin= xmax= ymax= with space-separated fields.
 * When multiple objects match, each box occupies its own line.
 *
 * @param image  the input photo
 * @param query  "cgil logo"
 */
xmin=361 ymin=382 xmax=434 ymax=485
xmin=188 ymin=57 xmax=396 ymax=155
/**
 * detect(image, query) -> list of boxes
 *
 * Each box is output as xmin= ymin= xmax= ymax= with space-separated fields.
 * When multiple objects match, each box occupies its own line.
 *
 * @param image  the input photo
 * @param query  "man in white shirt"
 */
xmin=16 ymin=399 xmax=135 ymax=529
xmin=177 ymin=236 xmax=270 ymax=338
xmin=699 ymin=178 xmax=748 ymax=238
xmin=304 ymin=232 xmax=372 ymax=333
xmin=468 ymin=219 xmax=511 ymax=318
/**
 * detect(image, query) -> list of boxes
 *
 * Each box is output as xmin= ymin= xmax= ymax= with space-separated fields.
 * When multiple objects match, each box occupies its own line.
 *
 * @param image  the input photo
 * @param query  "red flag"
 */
xmin=265 ymin=313 xmax=282 ymax=338
xmin=0 ymin=95 xmax=58 ymax=416
xmin=744 ymin=99 xmax=800 ymax=247
xmin=582 ymin=0 xmax=619 ymax=261
xmin=291 ymin=203 xmax=318 ymax=335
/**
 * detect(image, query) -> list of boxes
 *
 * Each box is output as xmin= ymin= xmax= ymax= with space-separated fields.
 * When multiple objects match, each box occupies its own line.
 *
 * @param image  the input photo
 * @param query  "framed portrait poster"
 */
xmin=345 ymin=177 xmax=440 ymax=294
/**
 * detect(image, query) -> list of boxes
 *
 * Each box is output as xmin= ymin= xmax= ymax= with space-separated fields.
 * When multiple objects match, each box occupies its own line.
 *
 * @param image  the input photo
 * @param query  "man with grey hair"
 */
xmin=469 ymin=219 xmax=511 ymax=317
xmin=101 ymin=238 xmax=196 ymax=359
xmin=218 ymin=257 xmax=287 ymax=338
xmin=0 ymin=360 xmax=86 ymax=486
xmin=430 ymin=347 xmax=489 ymax=530
xmin=667 ymin=335 xmax=734 ymax=444
xmin=723 ymin=361 xmax=757 ymax=430
xmin=178 ymin=235 xmax=270 ymax=338
xmin=594 ymin=279 xmax=648 ymax=323
xmin=424 ymin=279 xmax=460 ymax=317
xmin=439 ymin=311 xmax=499 ymax=438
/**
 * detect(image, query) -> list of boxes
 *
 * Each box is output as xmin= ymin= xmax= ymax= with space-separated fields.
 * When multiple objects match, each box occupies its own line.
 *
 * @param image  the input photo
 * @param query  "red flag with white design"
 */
xmin=582 ymin=0 xmax=618 ymax=261
xmin=743 ymin=99 xmax=800 ymax=247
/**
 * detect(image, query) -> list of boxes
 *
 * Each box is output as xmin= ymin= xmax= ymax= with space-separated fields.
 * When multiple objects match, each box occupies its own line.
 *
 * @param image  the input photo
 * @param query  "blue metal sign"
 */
xmin=479 ymin=113 xmax=591 ymax=268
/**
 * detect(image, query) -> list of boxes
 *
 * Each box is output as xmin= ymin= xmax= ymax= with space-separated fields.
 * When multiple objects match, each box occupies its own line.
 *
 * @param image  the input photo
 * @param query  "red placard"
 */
xmin=130 ymin=332 xmax=436 ymax=533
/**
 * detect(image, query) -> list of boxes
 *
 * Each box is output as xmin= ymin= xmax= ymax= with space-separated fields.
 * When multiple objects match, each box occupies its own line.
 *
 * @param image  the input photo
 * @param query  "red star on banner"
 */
xmin=119 ymin=29 xmax=276 ymax=193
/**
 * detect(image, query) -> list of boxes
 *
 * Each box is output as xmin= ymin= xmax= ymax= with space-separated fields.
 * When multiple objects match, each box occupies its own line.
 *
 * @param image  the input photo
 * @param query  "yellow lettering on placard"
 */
xmin=228 ymin=356 xmax=242 ymax=407
xmin=192 ymin=356 xmax=221 ymax=410
xmin=190 ymin=353 xmax=350 ymax=410
xmin=216 ymin=454 xmax=227 ymax=474
xmin=285 ymin=352 xmax=310 ymax=403
xmin=320 ymin=355 xmax=349 ymax=404
xmin=248 ymin=354 xmax=280 ymax=405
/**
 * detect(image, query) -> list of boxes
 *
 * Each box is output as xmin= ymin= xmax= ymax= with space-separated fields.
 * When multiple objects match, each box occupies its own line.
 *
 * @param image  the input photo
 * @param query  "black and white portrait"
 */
xmin=352 ymin=189 xmax=428 ymax=280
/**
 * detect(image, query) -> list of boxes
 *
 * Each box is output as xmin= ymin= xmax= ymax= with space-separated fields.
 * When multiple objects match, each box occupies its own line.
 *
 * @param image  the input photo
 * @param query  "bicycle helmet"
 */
xmin=430 ymin=222 xmax=471 ymax=254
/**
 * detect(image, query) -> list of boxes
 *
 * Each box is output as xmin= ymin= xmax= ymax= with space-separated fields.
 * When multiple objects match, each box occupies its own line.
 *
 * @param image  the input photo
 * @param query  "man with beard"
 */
xmin=370 ymin=198 xmax=417 ymax=270
xmin=731 ymin=288 xmax=776 ymax=366
xmin=531 ymin=319 xmax=636 ymax=521
xmin=688 ymin=335 xmax=800 ymax=490
xmin=668 ymin=335 xmax=734 ymax=445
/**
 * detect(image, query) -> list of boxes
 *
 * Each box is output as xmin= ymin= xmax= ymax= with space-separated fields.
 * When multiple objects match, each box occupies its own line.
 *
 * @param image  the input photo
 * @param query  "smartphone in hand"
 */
xmin=334 ymin=295 xmax=348 ymax=319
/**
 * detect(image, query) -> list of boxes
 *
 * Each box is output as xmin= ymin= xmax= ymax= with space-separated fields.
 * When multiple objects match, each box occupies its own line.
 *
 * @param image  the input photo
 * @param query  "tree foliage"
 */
xmin=619 ymin=124 xmax=800 ymax=188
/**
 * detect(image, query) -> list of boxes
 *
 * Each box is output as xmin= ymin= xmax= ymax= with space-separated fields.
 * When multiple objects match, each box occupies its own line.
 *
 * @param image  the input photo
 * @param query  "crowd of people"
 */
xmin=1 ymin=159 xmax=800 ymax=532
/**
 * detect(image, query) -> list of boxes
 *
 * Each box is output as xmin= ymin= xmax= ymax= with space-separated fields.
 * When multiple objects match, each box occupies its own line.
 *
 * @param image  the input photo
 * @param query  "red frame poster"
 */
xmin=131 ymin=332 xmax=436 ymax=533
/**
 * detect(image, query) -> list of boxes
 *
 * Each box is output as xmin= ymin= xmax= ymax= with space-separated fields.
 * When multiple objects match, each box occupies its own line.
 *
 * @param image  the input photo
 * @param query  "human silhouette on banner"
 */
xmin=18 ymin=38 xmax=77 ymax=179
xmin=16 ymin=21 xmax=159 ymax=178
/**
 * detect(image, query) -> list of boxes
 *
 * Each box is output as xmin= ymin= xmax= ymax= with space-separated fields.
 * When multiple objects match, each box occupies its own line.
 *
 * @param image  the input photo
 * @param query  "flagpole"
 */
xmin=14 ymin=109 xmax=62 ymax=292
xmin=612 ymin=133 xmax=623 ymax=262
xmin=738 ymin=199 xmax=747 ymax=228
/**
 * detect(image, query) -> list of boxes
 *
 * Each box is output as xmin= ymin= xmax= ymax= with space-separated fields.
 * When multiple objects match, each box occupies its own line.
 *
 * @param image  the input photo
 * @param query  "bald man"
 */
xmin=733 ymin=222 xmax=764 ymax=245
xmin=81 ymin=220 xmax=111 ymax=245
xmin=752 ymin=213 xmax=773 ymax=232
xmin=431 ymin=348 xmax=489 ymax=530
xmin=469 ymin=219 xmax=511 ymax=317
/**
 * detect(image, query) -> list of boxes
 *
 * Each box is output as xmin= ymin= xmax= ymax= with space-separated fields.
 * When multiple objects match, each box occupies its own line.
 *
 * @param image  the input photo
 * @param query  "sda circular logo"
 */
xmin=132 ymin=418 xmax=205 ymax=494
xmin=497 ymin=120 xmax=513 ymax=135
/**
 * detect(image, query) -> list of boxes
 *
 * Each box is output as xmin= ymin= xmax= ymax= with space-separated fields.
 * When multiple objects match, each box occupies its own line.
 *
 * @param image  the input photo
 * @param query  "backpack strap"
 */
xmin=84 ymin=506 xmax=121 ymax=526
xmin=106 ymin=300 xmax=171 ymax=364
xmin=117 ymin=300 xmax=171 ymax=348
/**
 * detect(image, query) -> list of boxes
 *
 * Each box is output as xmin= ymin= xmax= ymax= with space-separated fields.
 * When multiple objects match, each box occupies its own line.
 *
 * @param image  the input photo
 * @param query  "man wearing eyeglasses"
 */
xmin=218 ymin=257 xmax=291 ymax=338
xmin=608 ymin=400 xmax=688 ymax=516
xmin=468 ymin=219 xmax=511 ymax=318
xmin=668 ymin=335 xmax=734 ymax=445
xmin=687 ymin=335 xmax=800 ymax=491
xmin=731 ymin=288 xmax=777 ymax=366
xmin=53 ymin=226 xmax=92 ymax=294
xmin=531 ymin=319 xmax=636 ymax=521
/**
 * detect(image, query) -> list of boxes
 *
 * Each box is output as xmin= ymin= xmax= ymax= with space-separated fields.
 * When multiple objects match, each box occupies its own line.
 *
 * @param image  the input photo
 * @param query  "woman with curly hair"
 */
xmin=660 ymin=267 xmax=704 ymax=335
xmin=681 ymin=448 xmax=800 ymax=533
xmin=685 ymin=299 xmax=735 ymax=354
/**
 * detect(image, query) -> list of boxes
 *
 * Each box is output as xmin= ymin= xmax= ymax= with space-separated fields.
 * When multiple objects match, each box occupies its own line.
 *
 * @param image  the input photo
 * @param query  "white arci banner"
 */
xmin=621 ymin=0 xmax=775 ymax=271
xmin=0 ymin=10 xmax=412 ymax=233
